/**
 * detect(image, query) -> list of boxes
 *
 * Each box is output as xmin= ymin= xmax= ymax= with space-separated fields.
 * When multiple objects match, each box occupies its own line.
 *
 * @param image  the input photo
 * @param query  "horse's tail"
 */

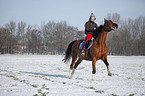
xmin=63 ymin=40 xmax=77 ymax=63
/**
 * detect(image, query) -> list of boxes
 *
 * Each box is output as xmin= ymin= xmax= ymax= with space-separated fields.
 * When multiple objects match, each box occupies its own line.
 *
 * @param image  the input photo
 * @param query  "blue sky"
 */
xmin=0 ymin=0 xmax=145 ymax=30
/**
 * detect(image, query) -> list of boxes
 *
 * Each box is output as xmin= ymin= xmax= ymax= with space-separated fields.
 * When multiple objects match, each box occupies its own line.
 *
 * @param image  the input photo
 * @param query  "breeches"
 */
xmin=85 ymin=34 xmax=93 ymax=44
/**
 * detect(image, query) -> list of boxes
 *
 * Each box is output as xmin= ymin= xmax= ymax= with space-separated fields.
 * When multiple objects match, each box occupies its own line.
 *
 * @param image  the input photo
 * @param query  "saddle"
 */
xmin=79 ymin=38 xmax=93 ymax=50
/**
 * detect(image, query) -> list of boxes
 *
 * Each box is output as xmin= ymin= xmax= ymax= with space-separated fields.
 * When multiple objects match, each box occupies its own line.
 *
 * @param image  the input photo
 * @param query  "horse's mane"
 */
xmin=98 ymin=25 xmax=104 ymax=31
xmin=93 ymin=25 xmax=104 ymax=39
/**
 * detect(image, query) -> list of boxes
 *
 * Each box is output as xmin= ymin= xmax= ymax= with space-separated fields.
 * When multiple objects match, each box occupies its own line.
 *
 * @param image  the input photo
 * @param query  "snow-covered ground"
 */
xmin=0 ymin=55 xmax=144 ymax=96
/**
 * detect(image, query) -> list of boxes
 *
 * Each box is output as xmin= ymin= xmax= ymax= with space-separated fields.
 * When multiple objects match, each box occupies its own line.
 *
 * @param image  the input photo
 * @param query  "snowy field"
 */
xmin=0 ymin=55 xmax=144 ymax=96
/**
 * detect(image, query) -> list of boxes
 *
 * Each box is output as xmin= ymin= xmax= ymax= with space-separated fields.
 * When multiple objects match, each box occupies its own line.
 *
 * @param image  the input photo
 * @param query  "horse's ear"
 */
xmin=104 ymin=18 xmax=107 ymax=22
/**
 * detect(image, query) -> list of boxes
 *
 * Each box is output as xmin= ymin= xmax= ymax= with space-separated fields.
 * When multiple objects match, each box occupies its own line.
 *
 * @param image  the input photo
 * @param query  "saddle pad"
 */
xmin=79 ymin=38 xmax=93 ymax=50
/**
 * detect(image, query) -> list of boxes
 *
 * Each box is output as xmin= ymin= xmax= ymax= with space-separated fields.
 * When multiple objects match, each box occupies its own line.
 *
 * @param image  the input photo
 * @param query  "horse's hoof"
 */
xmin=108 ymin=73 xmax=112 ymax=76
xmin=69 ymin=76 xmax=72 ymax=79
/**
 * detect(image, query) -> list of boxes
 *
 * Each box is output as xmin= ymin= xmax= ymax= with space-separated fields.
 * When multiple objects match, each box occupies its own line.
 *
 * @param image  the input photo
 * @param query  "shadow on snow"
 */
xmin=20 ymin=71 xmax=68 ymax=79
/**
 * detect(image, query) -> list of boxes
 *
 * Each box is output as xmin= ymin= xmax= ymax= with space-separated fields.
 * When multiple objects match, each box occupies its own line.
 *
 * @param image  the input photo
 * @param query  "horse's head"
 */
xmin=104 ymin=19 xmax=118 ymax=32
xmin=93 ymin=19 xmax=118 ymax=38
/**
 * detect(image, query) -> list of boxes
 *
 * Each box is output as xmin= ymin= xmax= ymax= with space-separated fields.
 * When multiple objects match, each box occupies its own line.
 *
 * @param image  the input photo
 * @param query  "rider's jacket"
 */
xmin=85 ymin=21 xmax=98 ymax=34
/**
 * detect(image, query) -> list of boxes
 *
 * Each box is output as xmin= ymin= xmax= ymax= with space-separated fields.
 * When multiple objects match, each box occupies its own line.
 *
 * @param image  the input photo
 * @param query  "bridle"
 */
xmin=103 ymin=22 xmax=112 ymax=32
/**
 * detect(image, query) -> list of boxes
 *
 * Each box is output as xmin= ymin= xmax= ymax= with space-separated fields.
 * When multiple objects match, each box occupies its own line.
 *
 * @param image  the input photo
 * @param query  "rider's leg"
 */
xmin=80 ymin=33 xmax=93 ymax=57
xmin=84 ymin=34 xmax=93 ymax=50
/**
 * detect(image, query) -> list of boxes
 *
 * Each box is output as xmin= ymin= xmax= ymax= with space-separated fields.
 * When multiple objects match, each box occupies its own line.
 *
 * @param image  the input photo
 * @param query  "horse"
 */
xmin=63 ymin=19 xmax=118 ymax=80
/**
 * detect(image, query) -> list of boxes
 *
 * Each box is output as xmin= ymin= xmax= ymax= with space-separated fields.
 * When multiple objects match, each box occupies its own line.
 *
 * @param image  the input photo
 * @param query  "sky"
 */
xmin=0 ymin=0 xmax=145 ymax=30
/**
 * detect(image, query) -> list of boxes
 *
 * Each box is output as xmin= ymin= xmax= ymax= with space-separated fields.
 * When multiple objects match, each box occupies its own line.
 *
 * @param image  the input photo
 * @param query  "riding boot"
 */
xmin=80 ymin=45 xmax=86 ymax=57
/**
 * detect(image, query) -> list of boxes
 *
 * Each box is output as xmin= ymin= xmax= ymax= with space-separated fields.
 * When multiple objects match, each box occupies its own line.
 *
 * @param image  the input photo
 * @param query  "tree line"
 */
xmin=0 ymin=13 xmax=145 ymax=55
xmin=0 ymin=21 xmax=84 ymax=54
xmin=106 ymin=13 xmax=145 ymax=55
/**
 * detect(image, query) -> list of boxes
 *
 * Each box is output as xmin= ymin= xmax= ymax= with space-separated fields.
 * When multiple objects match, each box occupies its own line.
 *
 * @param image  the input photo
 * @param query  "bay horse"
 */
xmin=63 ymin=19 xmax=118 ymax=80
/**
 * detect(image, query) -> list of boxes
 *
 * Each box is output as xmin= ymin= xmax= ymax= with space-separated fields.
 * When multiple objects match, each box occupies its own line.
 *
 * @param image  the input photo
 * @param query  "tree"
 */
xmin=17 ymin=21 xmax=26 ymax=48
xmin=0 ymin=28 xmax=10 ymax=53
xmin=27 ymin=29 xmax=42 ymax=54
xmin=5 ymin=21 xmax=16 ymax=53
xmin=25 ymin=25 xmax=32 ymax=53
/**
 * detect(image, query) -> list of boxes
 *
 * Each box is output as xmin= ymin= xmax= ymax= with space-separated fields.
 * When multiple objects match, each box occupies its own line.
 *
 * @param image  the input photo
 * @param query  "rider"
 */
xmin=82 ymin=13 xmax=98 ymax=52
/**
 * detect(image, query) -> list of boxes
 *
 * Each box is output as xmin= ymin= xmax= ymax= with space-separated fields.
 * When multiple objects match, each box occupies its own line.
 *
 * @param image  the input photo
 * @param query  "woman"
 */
xmin=82 ymin=13 xmax=98 ymax=53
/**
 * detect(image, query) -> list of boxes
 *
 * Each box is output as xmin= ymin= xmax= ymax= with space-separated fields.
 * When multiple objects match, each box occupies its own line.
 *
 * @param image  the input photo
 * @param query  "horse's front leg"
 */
xmin=102 ymin=56 xmax=112 ymax=76
xmin=92 ymin=58 xmax=97 ymax=80
xmin=105 ymin=62 xmax=112 ymax=76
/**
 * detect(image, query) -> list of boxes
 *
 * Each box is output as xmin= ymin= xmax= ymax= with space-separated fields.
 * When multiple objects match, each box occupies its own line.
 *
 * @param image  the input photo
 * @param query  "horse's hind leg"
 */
xmin=70 ymin=57 xmax=83 ymax=79
xmin=102 ymin=56 xmax=112 ymax=76
xmin=69 ymin=56 xmax=77 ymax=79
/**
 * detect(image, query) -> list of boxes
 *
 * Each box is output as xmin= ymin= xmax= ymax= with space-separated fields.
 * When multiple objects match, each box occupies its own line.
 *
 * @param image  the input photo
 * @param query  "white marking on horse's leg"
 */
xmin=71 ymin=69 xmax=75 ymax=78
xmin=69 ymin=69 xmax=72 ymax=79
xmin=107 ymin=66 xmax=112 ymax=76
xmin=92 ymin=74 xmax=95 ymax=80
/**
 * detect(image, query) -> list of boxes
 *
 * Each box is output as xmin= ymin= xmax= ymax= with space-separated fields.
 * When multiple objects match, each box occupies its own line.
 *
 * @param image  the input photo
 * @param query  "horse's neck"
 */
xmin=95 ymin=30 xmax=107 ymax=45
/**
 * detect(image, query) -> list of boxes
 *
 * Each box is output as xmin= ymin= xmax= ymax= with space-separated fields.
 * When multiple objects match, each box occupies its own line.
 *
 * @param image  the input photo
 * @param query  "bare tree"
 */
xmin=0 ymin=28 xmax=10 ymax=53
xmin=25 ymin=25 xmax=32 ymax=53
xmin=5 ymin=21 xmax=16 ymax=53
xmin=17 ymin=21 xmax=26 ymax=48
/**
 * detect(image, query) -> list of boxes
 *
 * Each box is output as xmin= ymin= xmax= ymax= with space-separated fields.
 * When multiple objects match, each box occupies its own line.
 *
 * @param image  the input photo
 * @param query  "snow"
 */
xmin=0 ymin=55 xmax=145 ymax=96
